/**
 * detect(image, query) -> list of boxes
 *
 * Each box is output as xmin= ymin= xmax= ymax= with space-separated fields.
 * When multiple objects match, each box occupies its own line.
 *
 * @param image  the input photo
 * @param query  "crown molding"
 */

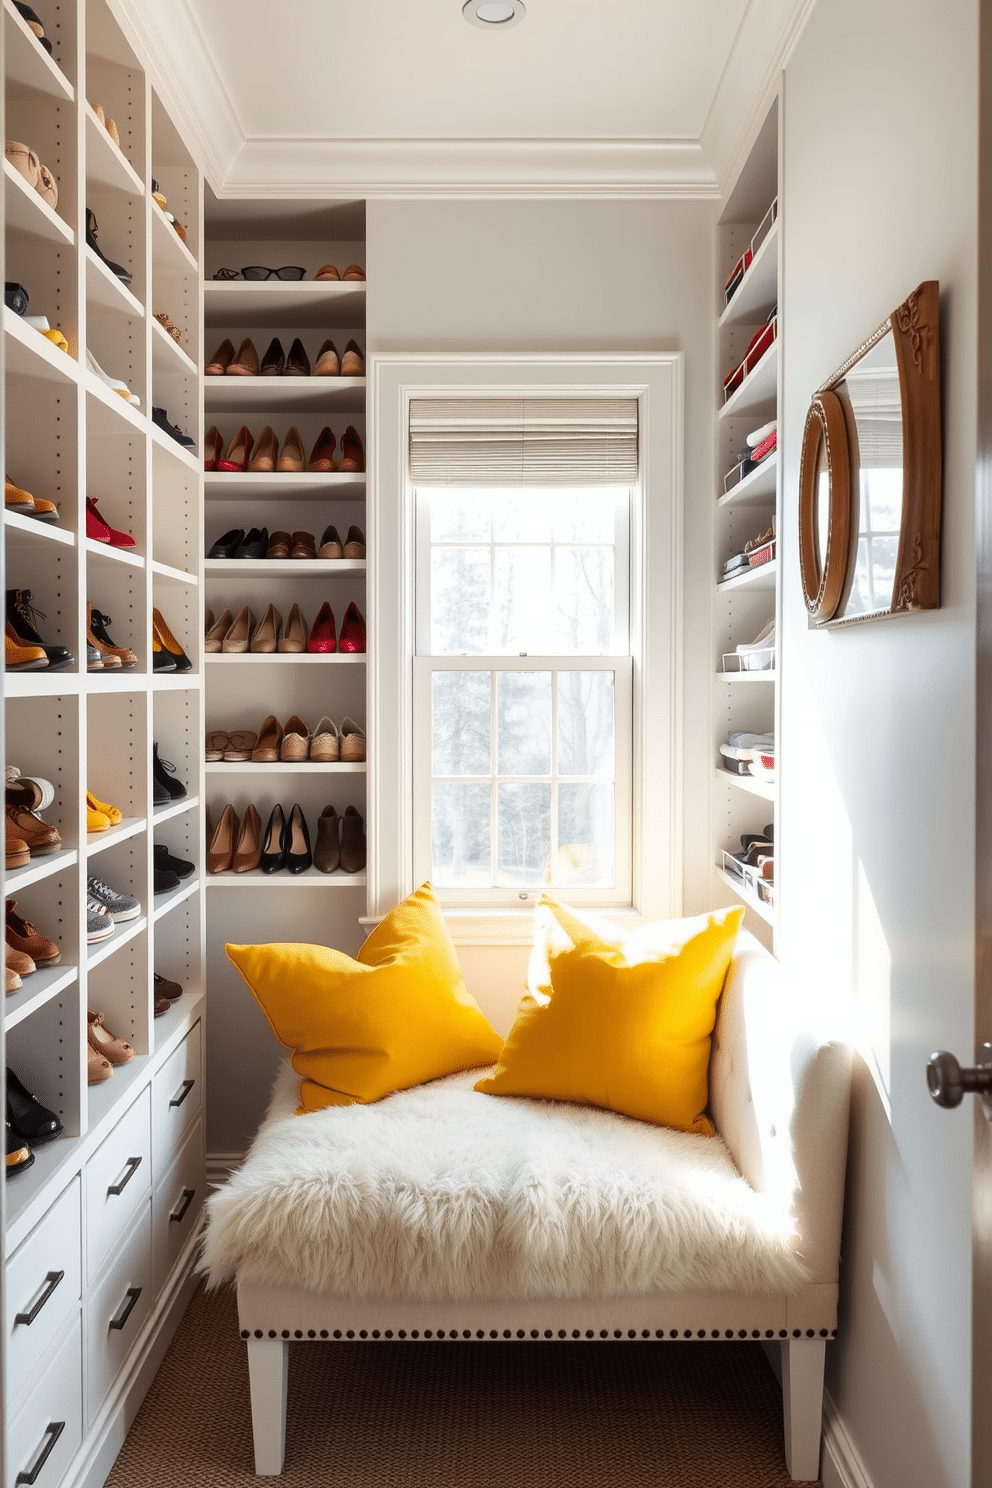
xmin=218 ymin=136 xmax=719 ymax=200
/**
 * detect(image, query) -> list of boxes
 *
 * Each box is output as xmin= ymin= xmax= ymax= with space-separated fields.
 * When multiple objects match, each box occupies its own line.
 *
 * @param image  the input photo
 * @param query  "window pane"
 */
xmin=555 ymin=784 xmax=615 ymax=886
xmin=493 ymin=491 xmax=553 ymax=543
xmin=552 ymin=490 xmax=616 ymax=543
xmin=432 ymin=783 xmax=491 ymax=886
xmin=496 ymin=783 xmax=551 ymax=886
xmin=431 ymin=547 xmax=490 ymax=654
xmin=497 ymin=672 xmax=551 ymax=776
xmin=558 ymin=672 xmax=615 ymax=777
xmin=431 ymin=492 xmax=491 ymax=543
xmin=432 ymin=672 xmax=491 ymax=775
xmin=553 ymin=547 xmax=614 ymax=653
xmin=494 ymin=547 xmax=551 ymax=653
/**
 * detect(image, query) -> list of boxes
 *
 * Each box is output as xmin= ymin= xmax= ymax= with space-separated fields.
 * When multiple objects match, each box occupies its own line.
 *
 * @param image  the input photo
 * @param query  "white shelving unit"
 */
xmin=712 ymin=98 xmax=781 ymax=943
xmin=1 ymin=3 xmax=205 ymax=1483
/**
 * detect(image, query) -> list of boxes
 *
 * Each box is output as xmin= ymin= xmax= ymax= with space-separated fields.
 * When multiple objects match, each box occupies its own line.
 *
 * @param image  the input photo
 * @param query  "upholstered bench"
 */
xmin=202 ymin=911 xmax=850 ymax=1482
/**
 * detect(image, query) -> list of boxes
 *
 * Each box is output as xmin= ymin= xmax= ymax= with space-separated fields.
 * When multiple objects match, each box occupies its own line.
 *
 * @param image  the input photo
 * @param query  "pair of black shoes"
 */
xmin=6 ymin=1066 xmax=63 ymax=1173
xmin=152 ymin=743 xmax=187 ymax=806
xmin=7 ymin=589 xmax=74 ymax=669
xmin=258 ymin=337 xmax=309 ymax=377
xmin=208 ymin=527 xmax=267 ymax=560
xmin=260 ymin=803 xmax=312 ymax=874
xmin=154 ymin=843 xmax=194 ymax=894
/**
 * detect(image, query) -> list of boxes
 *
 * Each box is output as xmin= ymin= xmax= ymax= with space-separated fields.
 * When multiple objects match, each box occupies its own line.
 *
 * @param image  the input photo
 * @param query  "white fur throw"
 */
xmin=200 ymin=1060 xmax=808 ymax=1302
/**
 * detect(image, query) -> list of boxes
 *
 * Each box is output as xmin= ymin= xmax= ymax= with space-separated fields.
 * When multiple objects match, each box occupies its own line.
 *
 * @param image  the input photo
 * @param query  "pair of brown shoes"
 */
xmin=314 ymin=805 xmax=366 ymax=874
xmin=313 ymin=339 xmax=364 ymax=377
xmin=6 ymin=803 xmax=60 ymax=868
xmin=207 ymin=803 xmax=262 ymax=873
xmin=266 ymin=531 xmax=317 ymax=560
xmin=206 ymin=604 xmax=308 ymax=655
xmin=6 ymin=898 xmax=60 ymax=990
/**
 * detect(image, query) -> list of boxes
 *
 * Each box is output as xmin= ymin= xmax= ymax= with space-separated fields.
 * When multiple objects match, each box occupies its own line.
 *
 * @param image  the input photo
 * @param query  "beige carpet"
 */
xmin=107 ymin=1284 xmax=821 ymax=1487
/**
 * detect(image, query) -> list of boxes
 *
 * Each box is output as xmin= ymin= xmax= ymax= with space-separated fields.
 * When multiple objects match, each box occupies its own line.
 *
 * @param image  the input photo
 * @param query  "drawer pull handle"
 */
xmin=16 ymin=1420 xmax=65 ymax=1485
xmin=169 ymin=1079 xmax=195 ymax=1109
xmin=107 ymin=1156 xmax=142 ymax=1197
xmin=14 ymin=1270 xmax=65 ymax=1327
xmin=109 ymin=1286 xmax=142 ymax=1332
xmin=170 ymin=1188 xmax=196 ymax=1224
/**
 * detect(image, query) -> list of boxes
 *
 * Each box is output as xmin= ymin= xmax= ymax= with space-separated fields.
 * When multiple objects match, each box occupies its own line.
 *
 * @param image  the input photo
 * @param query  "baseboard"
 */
xmin=207 ymin=1150 xmax=243 ymax=1187
xmin=821 ymin=1390 xmax=874 ymax=1488
xmin=66 ymin=1228 xmax=204 ymax=1488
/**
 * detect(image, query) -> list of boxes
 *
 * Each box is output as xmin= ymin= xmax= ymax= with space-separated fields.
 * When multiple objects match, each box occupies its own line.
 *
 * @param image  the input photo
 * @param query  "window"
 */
xmin=411 ymin=396 xmax=636 ymax=907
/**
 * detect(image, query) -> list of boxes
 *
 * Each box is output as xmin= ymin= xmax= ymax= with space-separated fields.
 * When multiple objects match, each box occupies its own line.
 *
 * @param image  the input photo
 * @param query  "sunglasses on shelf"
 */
xmin=212 ymin=266 xmax=307 ymax=281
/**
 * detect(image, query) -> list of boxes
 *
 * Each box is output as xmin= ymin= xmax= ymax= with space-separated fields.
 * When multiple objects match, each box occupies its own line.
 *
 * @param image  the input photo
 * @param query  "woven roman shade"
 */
xmin=409 ymin=397 xmax=639 ymax=486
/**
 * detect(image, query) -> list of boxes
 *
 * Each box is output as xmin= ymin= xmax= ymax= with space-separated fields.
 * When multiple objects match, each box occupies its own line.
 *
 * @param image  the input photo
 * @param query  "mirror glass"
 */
xmin=813 ymin=436 xmax=830 ymax=575
xmin=833 ymin=330 xmax=903 ymax=619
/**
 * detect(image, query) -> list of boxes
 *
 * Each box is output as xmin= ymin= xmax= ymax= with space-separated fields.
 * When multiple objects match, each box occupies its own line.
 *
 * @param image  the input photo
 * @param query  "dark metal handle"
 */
xmin=14 ymin=1270 xmax=64 ymax=1327
xmin=169 ymin=1079 xmax=195 ymax=1109
xmin=16 ymin=1421 xmax=64 ymax=1485
xmin=927 ymin=1045 xmax=992 ymax=1107
xmin=109 ymin=1286 xmax=142 ymax=1332
xmin=170 ymin=1188 xmax=196 ymax=1224
xmin=107 ymin=1156 xmax=142 ymax=1196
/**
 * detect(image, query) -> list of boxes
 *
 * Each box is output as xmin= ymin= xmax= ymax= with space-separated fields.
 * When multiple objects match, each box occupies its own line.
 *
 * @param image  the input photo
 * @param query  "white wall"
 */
xmin=779 ymin=3 xmax=979 ymax=1484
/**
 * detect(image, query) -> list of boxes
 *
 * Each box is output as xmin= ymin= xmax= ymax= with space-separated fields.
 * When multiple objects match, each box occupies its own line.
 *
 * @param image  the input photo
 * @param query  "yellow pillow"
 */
xmin=476 ymin=898 xmax=744 ymax=1135
xmin=227 ymin=882 xmax=503 ymax=1113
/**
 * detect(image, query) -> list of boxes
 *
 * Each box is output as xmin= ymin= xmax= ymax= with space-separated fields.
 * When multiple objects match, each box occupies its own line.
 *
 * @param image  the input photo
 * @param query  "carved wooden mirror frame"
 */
xmin=798 ymin=280 xmax=942 ymax=628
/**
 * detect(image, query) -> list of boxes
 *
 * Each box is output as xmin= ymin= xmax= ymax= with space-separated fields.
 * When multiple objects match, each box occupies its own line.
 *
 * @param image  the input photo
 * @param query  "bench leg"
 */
xmin=246 ymin=1338 xmax=289 ymax=1475
xmin=781 ymin=1338 xmax=826 ymax=1481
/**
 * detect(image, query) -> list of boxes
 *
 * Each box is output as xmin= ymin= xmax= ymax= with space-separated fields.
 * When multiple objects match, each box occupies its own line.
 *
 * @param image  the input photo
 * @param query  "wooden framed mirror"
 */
xmin=798 ymin=280 xmax=942 ymax=627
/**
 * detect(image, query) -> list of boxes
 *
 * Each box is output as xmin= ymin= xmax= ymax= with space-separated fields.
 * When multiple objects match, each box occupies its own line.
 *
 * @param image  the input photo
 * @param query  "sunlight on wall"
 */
xmin=856 ymin=860 xmax=892 ymax=1118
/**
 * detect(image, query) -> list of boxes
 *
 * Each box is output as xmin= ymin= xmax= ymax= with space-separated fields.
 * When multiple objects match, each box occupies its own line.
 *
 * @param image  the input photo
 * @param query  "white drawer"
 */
xmin=86 ymin=1201 xmax=153 ymax=1427
xmin=153 ymin=1119 xmax=204 ymax=1295
xmin=6 ymin=1314 xmax=83 ymax=1488
xmin=153 ymin=1022 xmax=202 ymax=1172
xmin=6 ymin=1179 xmax=82 ymax=1413
xmin=85 ymin=1089 xmax=152 ymax=1282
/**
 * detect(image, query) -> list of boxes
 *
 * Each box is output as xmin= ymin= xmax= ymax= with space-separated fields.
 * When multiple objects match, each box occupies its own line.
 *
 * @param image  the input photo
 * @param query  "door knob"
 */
xmin=926 ymin=1043 xmax=992 ymax=1108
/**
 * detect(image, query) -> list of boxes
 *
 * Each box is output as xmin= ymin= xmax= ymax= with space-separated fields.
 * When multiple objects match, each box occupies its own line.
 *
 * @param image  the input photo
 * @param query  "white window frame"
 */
xmin=411 ymin=484 xmax=634 ymax=906
xmin=368 ymin=353 xmax=683 ymax=937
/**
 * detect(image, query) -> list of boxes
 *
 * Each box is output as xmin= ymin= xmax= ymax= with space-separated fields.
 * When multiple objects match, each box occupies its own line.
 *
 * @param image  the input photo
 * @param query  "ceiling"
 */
xmin=122 ymin=0 xmax=812 ymax=198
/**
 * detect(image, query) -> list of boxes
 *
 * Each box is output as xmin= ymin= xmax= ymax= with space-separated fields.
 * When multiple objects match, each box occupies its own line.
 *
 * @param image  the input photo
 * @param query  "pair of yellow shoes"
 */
xmin=87 ymin=790 xmax=122 ymax=833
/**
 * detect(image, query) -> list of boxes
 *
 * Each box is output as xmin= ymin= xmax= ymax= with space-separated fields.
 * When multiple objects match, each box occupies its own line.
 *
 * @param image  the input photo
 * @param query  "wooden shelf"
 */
xmin=204 ymin=280 xmax=366 ymax=330
xmin=716 ymin=557 xmax=777 ymax=593
xmin=3 ymin=0 xmax=74 ymax=100
xmin=204 ymin=472 xmax=366 ymax=500
xmin=717 ymin=452 xmax=778 ymax=508
xmin=714 ymin=767 xmax=776 ymax=801
xmin=715 ymin=866 xmax=775 ymax=925
xmin=719 ymin=340 xmax=778 ymax=421
xmin=85 ymin=103 xmax=145 ymax=195
xmin=152 ymin=200 xmax=197 ymax=273
xmin=86 ymin=248 xmax=144 ymax=318
xmin=204 ymin=559 xmax=365 ymax=575
xmin=207 ymin=868 xmax=367 ymax=887
xmin=3 ymin=158 xmax=74 ymax=245
xmin=204 ymin=375 xmax=366 ymax=413
xmin=719 ymin=218 xmax=778 ymax=328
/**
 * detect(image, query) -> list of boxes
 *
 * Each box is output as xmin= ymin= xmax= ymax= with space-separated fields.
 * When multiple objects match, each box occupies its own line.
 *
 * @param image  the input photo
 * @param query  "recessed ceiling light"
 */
xmin=462 ymin=0 xmax=526 ymax=28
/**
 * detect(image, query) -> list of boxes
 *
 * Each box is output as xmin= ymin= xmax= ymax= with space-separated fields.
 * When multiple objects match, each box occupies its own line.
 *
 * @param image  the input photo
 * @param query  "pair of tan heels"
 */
xmin=206 ymin=803 xmax=262 ymax=874
xmin=87 ymin=1009 xmax=133 ymax=1084
xmin=205 ymin=603 xmax=307 ymax=654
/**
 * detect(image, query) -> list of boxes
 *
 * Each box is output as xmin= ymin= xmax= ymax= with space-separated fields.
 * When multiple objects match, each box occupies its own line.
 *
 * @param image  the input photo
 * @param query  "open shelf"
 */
xmin=719 ymin=341 xmax=778 ymax=420
xmin=4 ymin=158 xmax=75 ymax=246
xmin=716 ymin=557 xmax=777 ymax=593
xmin=715 ymin=865 xmax=775 ymax=925
xmin=719 ymin=214 xmax=778 ymax=328
xmin=204 ymin=280 xmax=366 ymax=328
xmin=203 ymin=376 xmax=367 ymax=413
xmin=204 ymin=472 xmax=366 ymax=500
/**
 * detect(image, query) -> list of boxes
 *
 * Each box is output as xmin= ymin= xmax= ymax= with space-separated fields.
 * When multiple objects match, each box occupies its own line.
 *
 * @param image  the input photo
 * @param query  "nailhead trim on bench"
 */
xmin=241 ymin=1325 xmax=839 ymax=1340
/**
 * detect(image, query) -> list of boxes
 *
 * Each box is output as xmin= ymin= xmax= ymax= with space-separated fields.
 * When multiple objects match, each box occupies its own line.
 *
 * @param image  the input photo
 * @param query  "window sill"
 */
xmin=359 ymin=905 xmax=649 ymax=946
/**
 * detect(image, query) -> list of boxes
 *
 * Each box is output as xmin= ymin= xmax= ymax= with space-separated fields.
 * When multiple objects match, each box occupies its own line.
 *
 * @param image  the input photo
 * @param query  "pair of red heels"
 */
xmin=309 ymin=601 xmax=365 ymax=654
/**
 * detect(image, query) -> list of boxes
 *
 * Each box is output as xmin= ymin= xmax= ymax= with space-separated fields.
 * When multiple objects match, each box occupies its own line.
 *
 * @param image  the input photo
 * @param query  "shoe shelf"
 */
xmin=86 ymin=817 xmax=146 ymax=856
xmin=205 ymin=761 xmax=366 ymax=774
xmin=204 ymin=559 xmax=366 ymax=576
xmin=151 ymin=672 xmax=201 ymax=690
xmin=151 ymin=315 xmax=196 ymax=376
xmin=149 ymin=422 xmax=200 ymax=471
xmin=205 ymin=652 xmax=366 ymax=665
xmin=85 ymin=537 xmax=146 ymax=570
xmin=86 ymin=670 xmax=151 ymax=692
xmin=715 ymin=864 xmax=775 ymax=925
xmin=153 ymin=794 xmax=201 ymax=825
xmin=84 ymin=102 xmax=145 ymax=196
xmin=5 ymin=306 xmax=78 ymax=379
xmin=206 ymin=869 xmax=367 ymax=888
xmin=718 ymin=340 xmax=778 ymax=421
xmin=84 ymin=369 xmax=146 ymax=431
xmin=84 ymin=1052 xmax=153 ymax=1142
xmin=204 ymin=472 xmax=366 ymax=500
xmin=204 ymin=376 xmax=367 ymax=414
xmin=204 ymin=280 xmax=366 ymax=329
xmin=4 ymin=510 xmax=77 ymax=547
xmin=152 ymin=877 xmax=200 ymax=923
xmin=715 ymin=669 xmax=777 ymax=683
xmin=5 ymin=964 xmax=80 ymax=1032
xmin=3 ymin=158 xmax=75 ymax=245
xmin=714 ymin=766 xmax=776 ymax=801
xmin=718 ymin=209 xmax=778 ymax=329
xmin=716 ymin=557 xmax=777 ymax=593
xmin=151 ymin=558 xmax=198 ymax=585
xmin=5 ymin=847 xmax=80 ymax=892
xmin=4 ymin=672 xmax=83 ymax=697
xmin=717 ymin=452 xmax=778 ymax=509
xmin=152 ymin=988 xmax=205 ymax=1056
xmin=85 ymin=247 xmax=145 ymax=318
xmin=85 ymin=913 xmax=148 ymax=972
xmin=3 ymin=1128 xmax=80 ymax=1240
xmin=3 ymin=0 xmax=75 ymax=101
xmin=151 ymin=201 xmax=197 ymax=274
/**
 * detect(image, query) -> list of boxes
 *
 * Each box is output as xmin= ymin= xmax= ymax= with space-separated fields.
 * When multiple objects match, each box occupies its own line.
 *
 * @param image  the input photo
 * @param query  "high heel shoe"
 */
xmin=247 ymin=426 xmax=278 ymax=472
xmin=7 ymin=589 xmax=73 ymax=669
xmin=204 ymin=426 xmax=222 ymax=470
xmin=340 ymin=805 xmax=367 ymax=873
xmin=311 ymin=717 xmax=340 ymax=762
xmin=233 ymin=804 xmax=262 ymax=873
xmin=314 ymin=339 xmax=339 ymax=376
xmin=277 ymin=603 xmax=307 ymax=653
xmin=285 ymin=803 xmax=312 ymax=874
xmin=275 ymin=426 xmax=304 ymax=472
xmin=338 ymin=601 xmax=366 ymax=654
xmin=259 ymin=804 xmax=287 ymax=873
xmin=6 ymin=1066 xmax=63 ymax=1143
xmin=343 ymin=525 xmax=366 ymax=558
xmin=87 ymin=1011 xmax=133 ymax=1064
xmin=317 ymin=525 xmax=343 ymax=559
xmin=341 ymin=340 xmax=365 ymax=377
xmin=221 ymin=605 xmax=254 ymax=653
xmin=152 ymin=608 xmax=192 ymax=671
xmin=281 ymin=715 xmax=310 ymax=761
xmin=260 ymin=338 xmax=285 ymax=376
xmin=226 ymin=338 xmax=259 ymax=376
xmin=250 ymin=603 xmax=282 ymax=653
xmin=152 ymin=633 xmax=176 ymax=672
xmin=339 ymin=426 xmax=365 ymax=473
xmin=307 ymin=603 xmax=336 ymax=653
xmin=86 ymin=348 xmax=139 ymax=407
xmin=217 ymin=426 xmax=254 ymax=472
xmin=308 ymin=427 xmax=336 ymax=472
xmin=86 ymin=208 xmax=132 ymax=283
xmin=251 ymin=715 xmax=283 ymax=762
xmin=86 ymin=603 xmax=129 ymax=668
xmin=204 ymin=607 xmax=233 ymax=652
xmin=314 ymin=805 xmax=340 ymax=873
xmin=285 ymin=338 xmax=310 ymax=377
xmin=205 ymin=338 xmax=235 ymax=376
xmin=207 ymin=803 xmax=239 ymax=873
xmin=86 ymin=496 xmax=135 ymax=547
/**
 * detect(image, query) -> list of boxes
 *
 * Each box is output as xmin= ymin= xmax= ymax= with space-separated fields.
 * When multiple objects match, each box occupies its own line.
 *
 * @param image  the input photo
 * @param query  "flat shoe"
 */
xmin=226 ymin=337 xmax=259 ymax=376
xmin=311 ymin=717 xmax=340 ymax=762
xmin=6 ymin=1065 xmax=64 ymax=1142
xmin=276 ymin=427 xmax=304 ymax=472
xmin=87 ymin=1048 xmax=112 ymax=1085
xmin=343 ymin=525 xmax=366 ymax=559
xmin=340 ymin=339 xmax=365 ymax=377
xmin=340 ymin=717 xmax=366 ymax=761
xmin=313 ymin=339 xmax=340 ymax=377
xmin=281 ymin=715 xmax=310 ymax=761
xmin=259 ymin=337 xmax=285 ymax=376
xmin=315 ymin=263 xmax=340 ymax=280
xmin=223 ymin=730 xmax=257 ymax=762
xmin=251 ymin=715 xmax=283 ymax=762
xmin=266 ymin=530 xmax=292 ymax=559
xmin=318 ymin=525 xmax=343 ymax=559
xmin=205 ymin=730 xmax=230 ymax=761
xmin=290 ymin=530 xmax=316 ymax=560
xmin=342 ymin=264 xmax=366 ymax=281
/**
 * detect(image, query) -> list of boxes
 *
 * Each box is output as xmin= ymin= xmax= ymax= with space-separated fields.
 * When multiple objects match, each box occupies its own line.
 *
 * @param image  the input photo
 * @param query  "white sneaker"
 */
xmin=23 ymin=314 xmax=51 ymax=331
xmin=736 ymin=618 xmax=775 ymax=671
xmin=86 ymin=348 xmax=140 ymax=407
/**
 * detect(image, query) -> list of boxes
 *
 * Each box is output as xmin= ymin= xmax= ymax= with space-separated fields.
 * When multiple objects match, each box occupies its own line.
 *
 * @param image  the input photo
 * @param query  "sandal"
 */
xmin=87 ymin=1010 xmax=134 ymax=1064
xmin=205 ymin=730 xmax=230 ymax=761
xmin=223 ymin=730 xmax=257 ymax=762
